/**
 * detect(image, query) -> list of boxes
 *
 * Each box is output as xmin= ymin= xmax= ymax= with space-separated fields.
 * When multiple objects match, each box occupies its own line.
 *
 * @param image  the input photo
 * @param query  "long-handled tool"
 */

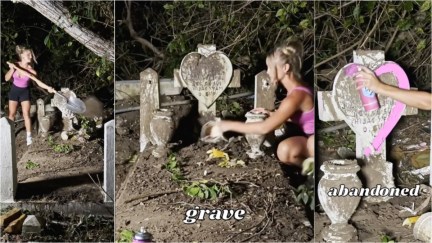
xmin=6 ymin=61 xmax=86 ymax=114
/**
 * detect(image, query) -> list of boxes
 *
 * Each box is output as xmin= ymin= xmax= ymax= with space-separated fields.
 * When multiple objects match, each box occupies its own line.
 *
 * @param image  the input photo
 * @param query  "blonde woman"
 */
xmin=214 ymin=39 xmax=314 ymax=167
xmin=5 ymin=45 xmax=55 ymax=145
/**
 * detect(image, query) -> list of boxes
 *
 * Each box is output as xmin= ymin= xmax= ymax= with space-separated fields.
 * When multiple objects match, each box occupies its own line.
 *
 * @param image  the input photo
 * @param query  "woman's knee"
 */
xmin=22 ymin=111 xmax=31 ymax=119
xmin=277 ymin=142 xmax=302 ymax=165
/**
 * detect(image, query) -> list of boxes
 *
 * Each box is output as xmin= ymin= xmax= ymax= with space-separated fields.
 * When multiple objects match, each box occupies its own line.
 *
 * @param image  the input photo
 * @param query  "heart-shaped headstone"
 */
xmin=180 ymin=52 xmax=233 ymax=108
xmin=332 ymin=62 xmax=410 ymax=157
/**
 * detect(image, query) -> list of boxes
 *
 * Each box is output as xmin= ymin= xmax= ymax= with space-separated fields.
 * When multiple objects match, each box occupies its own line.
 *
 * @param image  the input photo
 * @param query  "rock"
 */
xmin=61 ymin=131 xmax=69 ymax=141
xmin=0 ymin=208 xmax=21 ymax=229
xmin=411 ymin=150 xmax=430 ymax=169
xmin=22 ymin=215 xmax=43 ymax=236
xmin=4 ymin=214 xmax=26 ymax=234
xmin=337 ymin=147 xmax=356 ymax=159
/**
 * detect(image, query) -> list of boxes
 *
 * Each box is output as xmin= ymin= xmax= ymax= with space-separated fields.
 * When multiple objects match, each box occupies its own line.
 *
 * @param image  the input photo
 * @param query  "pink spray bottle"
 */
xmin=345 ymin=64 xmax=380 ymax=112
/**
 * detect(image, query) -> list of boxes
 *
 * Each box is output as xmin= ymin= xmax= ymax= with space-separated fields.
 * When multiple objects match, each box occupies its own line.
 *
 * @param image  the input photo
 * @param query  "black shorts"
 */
xmin=8 ymin=84 xmax=31 ymax=102
xmin=272 ymin=122 xmax=307 ymax=156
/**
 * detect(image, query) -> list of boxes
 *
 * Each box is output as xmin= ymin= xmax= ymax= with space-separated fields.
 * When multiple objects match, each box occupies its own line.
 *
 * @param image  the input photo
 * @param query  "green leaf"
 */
xmin=353 ymin=5 xmax=360 ymax=20
xmin=402 ymin=2 xmax=413 ymax=12
xmin=209 ymin=188 xmax=217 ymax=200
xmin=415 ymin=27 xmax=425 ymax=35
xmin=44 ymin=35 xmax=50 ymax=46
xmin=67 ymin=42 xmax=73 ymax=47
xmin=232 ymin=101 xmax=240 ymax=109
xmin=302 ymin=192 xmax=309 ymax=204
xmin=197 ymin=190 xmax=205 ymax=198
xmin=420 ymin=0 xmax=431 ymax=12
xmin=119 ymin=229 xmax=134 ymax=242
xmin=296 ymin=193 xmax=302 ymax=202
xmin=203 ymin=189 xmax=210 ymax=199
xmin=397 ymin=19 xmax=413 ymax=31
xmin=96 ymin=67 xmax=101 ymax=77
xmin=276 ymin=9 xmax=285 ymax=18
xmin=188 ymin=187 xmax=200 ymax=196
xmin=417 ymin=39 xmax=426 ymax=52
xmin=164 ymin=4 xmax=174 ymax=10
xmin=299 ymin=19 xmax=310 ymax=29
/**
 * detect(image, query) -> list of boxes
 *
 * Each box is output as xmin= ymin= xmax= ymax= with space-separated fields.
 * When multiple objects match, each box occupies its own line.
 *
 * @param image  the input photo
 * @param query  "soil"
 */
xmin=315 ymin=112 xmax=431 ymax=242
xmin=114 ymin=98 xmax=313 ymax=242
xmin=14 ymin=127 xmax=105 ymax=203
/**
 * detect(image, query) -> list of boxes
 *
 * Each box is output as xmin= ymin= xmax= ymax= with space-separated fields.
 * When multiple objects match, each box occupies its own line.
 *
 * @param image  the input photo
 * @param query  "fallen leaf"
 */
xmin=402 ymin=216 xmax=420 ymax=227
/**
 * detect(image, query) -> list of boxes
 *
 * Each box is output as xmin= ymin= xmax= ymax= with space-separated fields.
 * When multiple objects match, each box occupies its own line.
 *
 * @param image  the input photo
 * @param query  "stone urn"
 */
xmin=413 ymin=212 xmax=432 ymax=242
xmin=150 ymin=108 xmax=174 ymax=158
xmin=318 ymin=159 xmax=362 ymax=242
xmin=245 ymin=111 xmax=268 ymax=159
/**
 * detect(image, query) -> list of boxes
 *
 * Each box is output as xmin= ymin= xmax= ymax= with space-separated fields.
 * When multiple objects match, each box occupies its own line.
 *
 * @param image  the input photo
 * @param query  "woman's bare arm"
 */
xmin=356 ymin=68 xmax=431 ymax=110
xmin=220 ymin=91 xmax=305 ymax=134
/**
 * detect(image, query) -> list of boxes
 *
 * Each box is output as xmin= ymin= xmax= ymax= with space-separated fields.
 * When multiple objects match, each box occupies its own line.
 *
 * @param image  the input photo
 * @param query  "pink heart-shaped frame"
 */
xmin=364 ymin=62 xmax=409 ymax=156
xmin=333 ymin=62 xmax=410 ymax=157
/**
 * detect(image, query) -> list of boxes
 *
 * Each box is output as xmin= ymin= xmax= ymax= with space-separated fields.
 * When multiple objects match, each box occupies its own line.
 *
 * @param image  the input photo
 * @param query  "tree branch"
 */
xmin=13 ymin=0 xmax=114 ymax=62
xmin=124 ymin=0 xmax=164 ymax=59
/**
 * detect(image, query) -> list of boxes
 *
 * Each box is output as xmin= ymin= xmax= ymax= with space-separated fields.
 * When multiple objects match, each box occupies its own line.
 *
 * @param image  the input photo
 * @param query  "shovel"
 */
xmin=7 ymin=61 xmax=86 ymax=114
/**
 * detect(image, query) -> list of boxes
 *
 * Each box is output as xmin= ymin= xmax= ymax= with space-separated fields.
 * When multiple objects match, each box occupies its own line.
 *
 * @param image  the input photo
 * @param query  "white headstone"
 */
xmin=254 ymin=71 xmax=277 ymax=110
xmin=104 ymin=119 xmax=115 ymax=203
xmin=0 ymin=117 xmax=17 ymax=203
xmin=177 ymin=45 xmax=240 ymax=118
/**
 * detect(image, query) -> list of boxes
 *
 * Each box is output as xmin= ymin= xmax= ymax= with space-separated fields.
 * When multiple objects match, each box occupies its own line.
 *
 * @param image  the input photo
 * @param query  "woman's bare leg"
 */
xmin=8 ymin=100 xmax=18 ymax=121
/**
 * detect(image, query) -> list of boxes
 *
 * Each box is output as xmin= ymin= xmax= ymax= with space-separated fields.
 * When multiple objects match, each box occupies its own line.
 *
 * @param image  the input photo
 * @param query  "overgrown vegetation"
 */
xmin=315 ymin=1 xmax=431 ymax=90
xmin=115 ymin=1 xmax=314 ymax=87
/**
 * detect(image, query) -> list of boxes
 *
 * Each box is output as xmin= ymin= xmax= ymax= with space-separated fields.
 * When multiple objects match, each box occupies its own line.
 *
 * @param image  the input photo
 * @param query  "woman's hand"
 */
xmin=251 ymin=107 xmax=273 ymax=116
xmin=6 ymin=61 xmax=16 ymax=70
xmin=47 ymin=87 xmax=56 ymax=93
xmin=354 ymin=67 xmax=384 ymax=93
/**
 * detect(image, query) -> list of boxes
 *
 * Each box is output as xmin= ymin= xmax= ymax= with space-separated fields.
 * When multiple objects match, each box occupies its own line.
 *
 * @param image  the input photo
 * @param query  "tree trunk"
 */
xmin=13 ymin=0 xmax=114 ymax=62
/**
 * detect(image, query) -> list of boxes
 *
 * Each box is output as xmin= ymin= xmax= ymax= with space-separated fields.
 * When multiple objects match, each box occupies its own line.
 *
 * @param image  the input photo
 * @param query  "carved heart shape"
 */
xmin=333 ymin=62 xmax=409 ymax=157
xmin=180 ymin=52 xmax=233 ymax=108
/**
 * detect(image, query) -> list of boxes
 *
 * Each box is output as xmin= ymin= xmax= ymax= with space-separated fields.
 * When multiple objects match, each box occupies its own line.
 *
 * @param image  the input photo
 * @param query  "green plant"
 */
xmin=164 ymin=154 xmax=185 ymax=182
xmin=295 ymin=184 xmax=314 ymax=210
xmin=47 ymin=135 xmax=74 ymax=154
xmin=25 ymin=160 xmax=40 ymax=170
xmin=183 ymin=180 xmax=232 ymax=201
xmin=118 ymin=229 xmax=134 ymax=243
xmin=381 ymin=234 xmax=395 ymax=243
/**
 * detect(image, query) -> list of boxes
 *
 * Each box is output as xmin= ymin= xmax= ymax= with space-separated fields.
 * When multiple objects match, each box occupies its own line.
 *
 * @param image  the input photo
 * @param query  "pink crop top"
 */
xmin=288 ymin=86 xmax=314 ymax=135
xmin=12 ymin=70 xmax=31 ymax=88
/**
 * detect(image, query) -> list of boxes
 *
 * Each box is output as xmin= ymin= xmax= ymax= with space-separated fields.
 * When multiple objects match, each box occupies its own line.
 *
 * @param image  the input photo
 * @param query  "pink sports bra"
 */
xmin=288 ymin=86 xmax=314 ymax=135
xmin=12 ymin=70 xmax=31 ymax=88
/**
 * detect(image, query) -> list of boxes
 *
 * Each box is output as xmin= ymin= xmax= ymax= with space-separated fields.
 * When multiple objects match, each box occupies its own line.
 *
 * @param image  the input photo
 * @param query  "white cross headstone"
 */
xmin=104 ymin=119 xmax=115 ymax=203
xmin=318 ymin=50 xmax=418 ymax=203
xmin=173 ymin=44 xmax=241 ymax=119
xmin=0 ymin=117 xmax=17 ymax=203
